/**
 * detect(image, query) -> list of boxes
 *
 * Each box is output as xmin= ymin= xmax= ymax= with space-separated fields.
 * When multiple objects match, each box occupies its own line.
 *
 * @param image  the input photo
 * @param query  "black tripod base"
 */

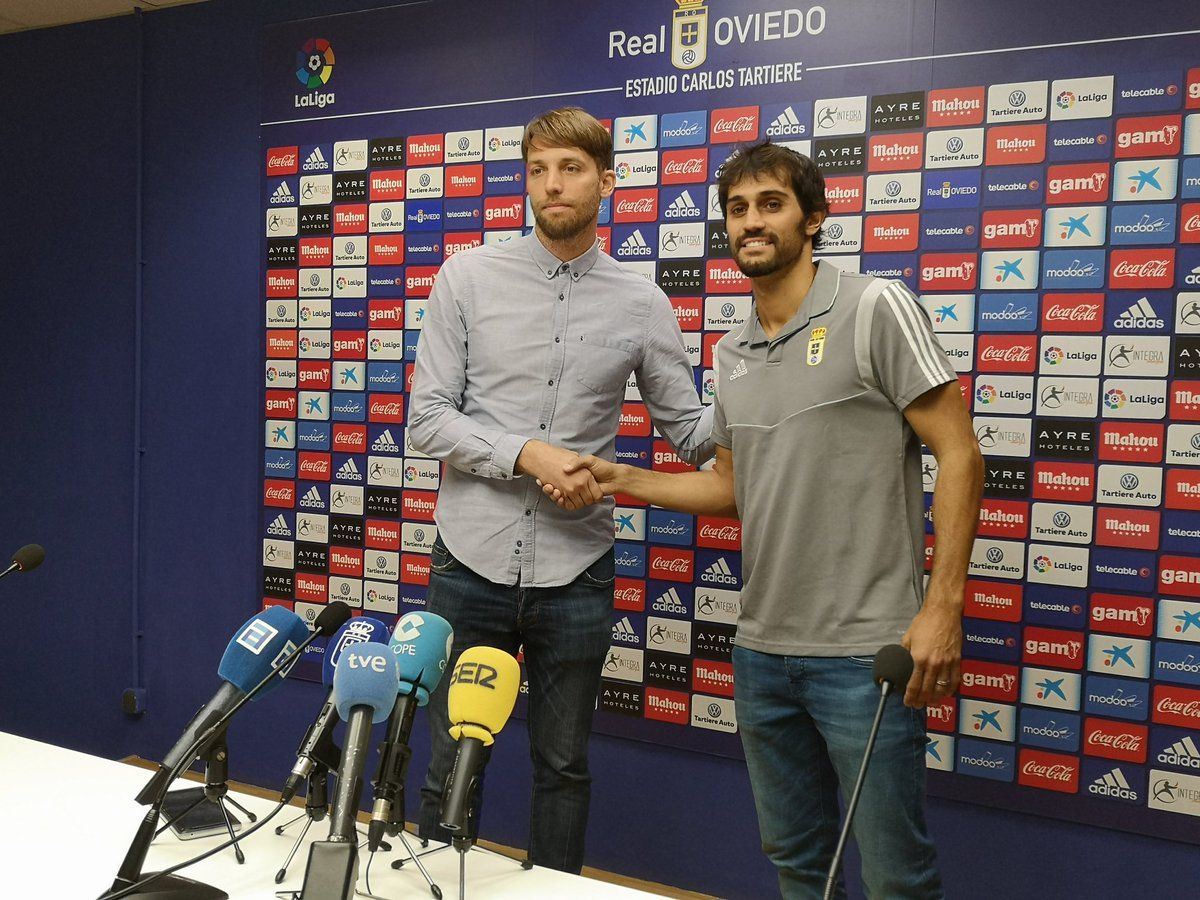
xmin=299 ymin=840 xmax=357 ymax=900
xmin=105 ymin=872 xmax=228 ymax=899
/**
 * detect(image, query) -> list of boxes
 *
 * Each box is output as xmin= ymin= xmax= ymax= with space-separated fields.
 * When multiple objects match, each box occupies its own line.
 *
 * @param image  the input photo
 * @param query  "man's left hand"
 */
xmin=900 ymin=597 xmax=963 ymax=709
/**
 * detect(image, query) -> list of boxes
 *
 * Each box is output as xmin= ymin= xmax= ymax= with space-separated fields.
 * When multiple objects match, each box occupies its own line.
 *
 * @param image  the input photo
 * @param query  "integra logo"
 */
xmin=294 ymin=38 xmax=336 ymax=110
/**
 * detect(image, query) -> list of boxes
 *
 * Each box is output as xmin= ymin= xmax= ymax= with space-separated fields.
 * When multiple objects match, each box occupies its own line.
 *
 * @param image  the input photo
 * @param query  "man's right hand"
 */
xmin=515 ymin=441 xmax=603 ymax=511
xmin=541 ymin=456 xmax=623 ymax=508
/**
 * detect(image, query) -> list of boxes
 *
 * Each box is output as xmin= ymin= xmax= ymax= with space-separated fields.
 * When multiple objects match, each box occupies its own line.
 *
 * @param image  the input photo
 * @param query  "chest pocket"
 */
xmin=574 ymin=334 xmax=636 ymax=395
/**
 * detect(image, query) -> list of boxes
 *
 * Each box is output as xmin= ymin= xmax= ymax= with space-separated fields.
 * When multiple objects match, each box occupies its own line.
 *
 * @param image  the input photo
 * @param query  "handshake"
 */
xmin=516 ymin=439 xmax=622 ymax=511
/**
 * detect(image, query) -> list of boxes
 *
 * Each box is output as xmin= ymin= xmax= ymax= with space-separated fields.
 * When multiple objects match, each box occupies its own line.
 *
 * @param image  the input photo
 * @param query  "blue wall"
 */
xmin=3 ymin=1 xmax=1200 ymax=896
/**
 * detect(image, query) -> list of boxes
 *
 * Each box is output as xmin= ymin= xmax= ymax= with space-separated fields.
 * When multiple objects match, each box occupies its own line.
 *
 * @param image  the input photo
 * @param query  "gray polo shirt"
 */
xmin=712 ymin=261 xmax=956 ymax=656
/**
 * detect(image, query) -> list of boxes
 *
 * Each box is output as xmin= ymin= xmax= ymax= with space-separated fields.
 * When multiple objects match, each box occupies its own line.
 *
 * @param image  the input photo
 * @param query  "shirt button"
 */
xmin=525 ymin=509 xmax=532 ymax=516
xmin=470 ymin=468 xmax=477 ymax=473
xmin=555 ymin=337 xmax=560 ymax=343
xmin=516 ymin=540 xmax=523 ymax=547
xmin=558 ymin=293 xmax=564 ymax=300
xmin=548 ymin=379 xmax=554 ymax=385
xmin=514 ymin=549 xmax=520 ymax=555
xmin=539 ymin=424 xmax=546 ymax=430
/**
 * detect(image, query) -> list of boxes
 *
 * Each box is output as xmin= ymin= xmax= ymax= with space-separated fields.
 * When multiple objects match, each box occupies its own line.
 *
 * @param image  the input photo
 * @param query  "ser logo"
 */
xmin=450 ymin=661 xmax=498 ymax=688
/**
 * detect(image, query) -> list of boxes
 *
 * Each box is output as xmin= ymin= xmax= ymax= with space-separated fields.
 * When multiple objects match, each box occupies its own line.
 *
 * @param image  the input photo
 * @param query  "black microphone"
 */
xmin=823 ymin=644 xmax=914 ymax=900
xmin=1 ymin=543 xmax=44 ymax=580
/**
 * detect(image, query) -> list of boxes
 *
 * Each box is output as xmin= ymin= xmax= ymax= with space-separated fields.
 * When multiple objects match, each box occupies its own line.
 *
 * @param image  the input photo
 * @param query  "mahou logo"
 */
xmin=649 ymin=548 xmax=694 ymax=583
xmin=401 ymin=490 xmax=437 ymax=522
xmin=1018 ymin=749 xmax=1080 ymax=794
xmin=709 ymin=106 xmax=759 ymax=143
xmin=976 ymin=499 xmax=1029 ymax=539
xmin=1023 ymin=626 xmax=1085 ymax=669
xmin=977 ymin=335 xmax=1037 ymax=373
xmin=1084 ymin=719 xmax=1147 ymax=763
xmin=985 ymin=124 xmax=1047 ymax=166
xmin=1045 ymin=162 xmax=1109 ymax=205
xmin=266 ymin=269 xmax=298 ymax=298
xmin=613 ymin=189 xmax=658 ymax=223
xmin=706 ymin=260 xmax=751 ymax=294
xmin=1167 ymin=470 xmax=1200 ymax=511
xmin=824 ymin=176 xmax=865 ymax=214
xmin=926 ymin=86 xmax=986 ymax=126
xmin=868 ymin=133 xmax=924 ymax=172
xmin=661 ymin=149 xmax=708 ymax=184
xmin=1032 ymin=462 xmax=1095 ymax=502
xmin=267 ymin=146 xmax=299 ymax=176
xmin=1041 ymin=293 xmax=1104 ymax=332
xmin=670 ymin=297 xmax=702 ymax=331
xmin=1109 ymin=249 xmax=1175 ymax=289
xmin=1098 ymin=423 xmax=1163 ymax=463
xmin=863 ymin=213 xmax=919 ymax=252
xmin=1170 ymin=382 xmax=1200 ymax=422
xmin=365 ymin=519 xmax=400 ymax=550
xmin=696 ymin=516 xmax=741 ymax=550
xmin=1153 ymin=684 xmax=1200 ymax=728
xmin=919 ymin=252 xmax=978 ymax=290
xmin=1096 ymin=507 xmax=1160 ymax=551
xmin=619 ymin=403 xmax=651 ymax=437
xmin=963 ymin=579 xmax=1022 ymax=622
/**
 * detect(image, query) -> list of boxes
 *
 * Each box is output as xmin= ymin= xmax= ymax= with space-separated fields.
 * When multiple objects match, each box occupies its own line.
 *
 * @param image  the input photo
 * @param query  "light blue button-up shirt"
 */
xmin=408 ymin=233 xmax=714 ymax=587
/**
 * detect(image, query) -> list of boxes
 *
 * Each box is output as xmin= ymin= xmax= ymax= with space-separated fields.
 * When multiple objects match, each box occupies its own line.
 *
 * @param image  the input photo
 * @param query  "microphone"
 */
xmin=439 ymin=646 xmax=520 ymax=834
xmin=298 ymin=643 xmax=398 ymax=900
xmin=107 ymin=602 xmax=351 ymax=899
xmin=1 ymin=543 xmax=44 ymax=579
xmin=135 ymin=605 xmax=312 ymax=805
xmin=823 ymin=644 xmax=915 ymax=900
xmin=366 ymin=612 xmax=454 ymax=851
xmin=281 ymin=616 xmax=390 ymax=803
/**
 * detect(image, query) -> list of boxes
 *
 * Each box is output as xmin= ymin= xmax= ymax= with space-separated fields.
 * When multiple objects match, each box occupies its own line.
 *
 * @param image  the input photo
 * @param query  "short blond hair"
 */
xmin=522 ymin=107 xmax=613 ymax=173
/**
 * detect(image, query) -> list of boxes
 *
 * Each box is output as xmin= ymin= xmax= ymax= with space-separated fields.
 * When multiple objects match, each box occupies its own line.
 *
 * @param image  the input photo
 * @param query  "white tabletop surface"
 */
xmin=0 ymin=731 xmax=659 ymax=899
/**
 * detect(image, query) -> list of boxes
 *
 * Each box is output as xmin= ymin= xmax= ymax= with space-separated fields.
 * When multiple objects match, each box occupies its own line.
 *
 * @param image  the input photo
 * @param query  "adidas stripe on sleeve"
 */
xmin=869 ymin=280 xmax=957 ymax=409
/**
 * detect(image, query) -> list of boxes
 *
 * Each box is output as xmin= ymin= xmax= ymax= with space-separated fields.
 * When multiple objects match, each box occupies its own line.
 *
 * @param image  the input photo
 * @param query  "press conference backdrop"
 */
xmin=258 ymin=0 xmax=1200 ymax=841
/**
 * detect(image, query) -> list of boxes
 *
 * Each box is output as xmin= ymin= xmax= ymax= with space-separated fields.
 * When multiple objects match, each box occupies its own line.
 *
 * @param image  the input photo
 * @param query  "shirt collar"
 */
xmin=735 ymin=260 xmax=841 ymax=346
xmin=527 ymin=231 xmax=601 ymax=281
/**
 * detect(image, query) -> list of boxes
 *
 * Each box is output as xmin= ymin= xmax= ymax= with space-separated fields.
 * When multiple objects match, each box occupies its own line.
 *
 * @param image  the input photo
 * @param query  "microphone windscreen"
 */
xmin=333 ymin=642 xmax=399 ymax=724
xmin=873 ymin=644 xmax=915 ymax=689
xmin=313 ymin=600 xmax=353 ymax=636
xmin=323 ymin=616 xmax=391 ymax=686
xmin=12 ymin=543 xmax=44 ymax=572
xmin=389 ymin=612 xmax=454 ymax=706
xmin=217 ymin=606 xmax=310 ymax=697
xmin=447 ymin=646 xmax=520 ymax=744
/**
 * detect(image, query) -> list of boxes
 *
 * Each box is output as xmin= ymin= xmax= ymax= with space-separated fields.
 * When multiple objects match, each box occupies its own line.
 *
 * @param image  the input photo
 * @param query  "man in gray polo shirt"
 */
xmin=550 ymin=142 xmax=982 ymax=897
xmin=407 ymin=107 xmax=713 ymax=873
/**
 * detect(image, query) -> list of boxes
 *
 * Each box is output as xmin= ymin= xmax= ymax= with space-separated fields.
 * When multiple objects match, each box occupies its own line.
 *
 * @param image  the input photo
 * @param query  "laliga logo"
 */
xmin=295 ymin=38 xmax=336 ymax=110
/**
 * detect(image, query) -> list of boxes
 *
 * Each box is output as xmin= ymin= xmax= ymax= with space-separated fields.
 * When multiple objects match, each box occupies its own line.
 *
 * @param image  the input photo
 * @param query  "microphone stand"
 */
xmin=154 ymin=723 xmax=258 ymax=864
xmin=434 ymin=765 xmax=530 ymax=900
xmin=823 ymin=680 xmax=896 ymax=900
xmin=102 ymin=625 xmax=329 ymax=900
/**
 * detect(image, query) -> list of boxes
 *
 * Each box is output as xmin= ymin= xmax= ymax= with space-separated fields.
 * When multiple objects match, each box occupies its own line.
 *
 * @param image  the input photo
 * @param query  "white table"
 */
xmin=0 ymin=732 xmax=658 ymax=899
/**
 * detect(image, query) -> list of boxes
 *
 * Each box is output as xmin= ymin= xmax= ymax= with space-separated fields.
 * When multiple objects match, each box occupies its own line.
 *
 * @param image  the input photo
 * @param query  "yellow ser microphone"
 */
xmin=439 ymin=646 xmax=520 ymax=832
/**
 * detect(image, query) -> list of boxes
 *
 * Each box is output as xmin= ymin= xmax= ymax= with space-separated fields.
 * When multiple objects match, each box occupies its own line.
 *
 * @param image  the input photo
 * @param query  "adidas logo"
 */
xmin=302 ymin=146 xmax=328 ymax=171
xmin=336 ymin=458 xmax=363 ymax=482
xmin=1088 ymin=767 xmax=1138 ymax=801
xmin=653 ymin=587 xmax=688 ymax=614
xmin=728 ymin=359 xmax=748 ymax=381
xmin=371 ymin=429 xmax=400 ymax=452
xmin=664 ymin=190 xmax=701 ymax=219
xmin=1158 ymin=736 xmax=1200 ymax=769
xmin=612 ymin=616 xmax=640 ymax=644
xmin=299 ymin=486 xmax=324 ymax=508
xmin=767 ymin=106 xmax=806 ymax=137
xmin=269 ymin=181 xmax=295 ymax=204
xmin=1115 ymin=296 xmax=1164 ymax=329
xmin=618 ymin=229 xmax=653 ymax=257
xmin=266 ymin=514 xmax=291 ymax=537
xmin=701 ymin=557 xmax=739 ymax=586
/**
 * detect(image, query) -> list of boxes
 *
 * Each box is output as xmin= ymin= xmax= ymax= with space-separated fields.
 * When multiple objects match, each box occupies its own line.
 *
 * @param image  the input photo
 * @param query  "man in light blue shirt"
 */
xmin=408 ymin=107 xmax=713 ymax=872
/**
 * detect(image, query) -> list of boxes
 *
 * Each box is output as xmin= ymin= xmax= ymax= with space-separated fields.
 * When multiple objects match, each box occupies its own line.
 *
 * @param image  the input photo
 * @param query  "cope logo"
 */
xmin=294 ymin=39 xmax=335 ymax=111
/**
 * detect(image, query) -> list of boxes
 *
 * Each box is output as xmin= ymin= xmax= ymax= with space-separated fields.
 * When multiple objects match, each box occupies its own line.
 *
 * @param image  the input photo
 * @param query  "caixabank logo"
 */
xmin=295 ymin=39 xmax=335 ymax=110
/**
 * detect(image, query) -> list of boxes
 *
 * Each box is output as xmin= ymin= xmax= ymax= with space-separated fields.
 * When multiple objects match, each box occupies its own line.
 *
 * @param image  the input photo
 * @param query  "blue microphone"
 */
xmin=328 ymin=644 xmax=399 ymax=843
xmin=367 ymin=612 xmax=455 ymax=849
xmin=282 ymin=616 xmax=390 ymax=802
xmin=135 ymin=606 xmax=309 ymax=805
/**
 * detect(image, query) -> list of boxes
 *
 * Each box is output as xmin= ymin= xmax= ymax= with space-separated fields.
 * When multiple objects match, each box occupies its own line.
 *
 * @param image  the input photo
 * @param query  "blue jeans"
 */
xmin=733 ymin=647 xmax=942 ymax=899
xmin=417 ymin=535 xmax=614 ymax=874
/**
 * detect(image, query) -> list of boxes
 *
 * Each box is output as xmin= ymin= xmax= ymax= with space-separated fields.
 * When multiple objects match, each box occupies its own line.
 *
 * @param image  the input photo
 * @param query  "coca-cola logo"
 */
xmin=699 ymin=525 xmax=740 ymax=540
xmin=1113 ymin=260 xmax=1169 ymax=278
xmin=1158 ymin=698 xmax=1200 ymax=718
xmin=370 ymin=401 xmax=403 ymax=415
xmin=1088 ymin=731 xmax=1143 ymax=750
xmin=616 ymin=198 xmax=655 ymax=213
xmin=1022 ymin=761 xmax=1075 ymax=781
xmin=663 ymin=159 xmax=704 ymax=175
xmin=269 ymin=152 xmax=297 ymax=168
xmin=1045 ymin=303 xmax=1100 ymax=320
xmin=264 ymin=486 xmax=293 ymax=500
xmin=980 ymin=346 xmax=1032 ymax=362
xmin=651 ymin=557 xmax=690 ymax=572
xmin=713 ymin=116 xmax=757 ymax=134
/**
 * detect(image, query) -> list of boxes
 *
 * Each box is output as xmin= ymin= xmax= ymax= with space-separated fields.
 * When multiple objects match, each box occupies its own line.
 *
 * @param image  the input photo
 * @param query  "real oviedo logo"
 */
xmin=295 ymin=39 xmax=336 ymax=110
